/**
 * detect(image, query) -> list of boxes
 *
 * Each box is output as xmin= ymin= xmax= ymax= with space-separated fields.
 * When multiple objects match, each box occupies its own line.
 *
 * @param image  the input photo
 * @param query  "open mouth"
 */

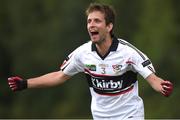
xmin=90 ymin=31 xmax=99 ymax=36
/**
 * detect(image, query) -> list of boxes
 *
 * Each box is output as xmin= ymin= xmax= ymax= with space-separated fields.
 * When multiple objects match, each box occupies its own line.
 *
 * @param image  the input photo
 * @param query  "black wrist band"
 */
xmin=17 ymin=79 xmax=28 ymax=91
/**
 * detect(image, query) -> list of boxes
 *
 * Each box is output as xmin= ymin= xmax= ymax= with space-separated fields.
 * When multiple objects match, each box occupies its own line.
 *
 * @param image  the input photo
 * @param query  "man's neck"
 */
xmin=95 ymin=36 xmax=112 ymax=57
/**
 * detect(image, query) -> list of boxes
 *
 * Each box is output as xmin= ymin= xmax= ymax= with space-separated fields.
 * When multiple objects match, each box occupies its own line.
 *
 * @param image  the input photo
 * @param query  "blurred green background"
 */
xmin=0 ymin=0 xmax=180 ymax=119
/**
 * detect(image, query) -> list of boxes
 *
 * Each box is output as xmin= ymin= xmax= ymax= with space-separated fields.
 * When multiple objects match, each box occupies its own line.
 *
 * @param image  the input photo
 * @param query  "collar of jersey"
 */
xmin=91 ymin=36 xmax=119 ymax=60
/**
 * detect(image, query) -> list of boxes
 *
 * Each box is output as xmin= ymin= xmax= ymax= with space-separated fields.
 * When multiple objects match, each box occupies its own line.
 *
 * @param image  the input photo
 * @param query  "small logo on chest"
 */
xmin=112 ymin=64 xmax=122 ymax=74
xmin=85 ymin=64 xmax=96 ymax=71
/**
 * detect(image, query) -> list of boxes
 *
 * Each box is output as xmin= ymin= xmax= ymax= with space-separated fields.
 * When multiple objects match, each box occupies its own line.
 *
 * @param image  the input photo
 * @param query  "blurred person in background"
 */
xmin=8 ymin=2 xmax=173 ymax=120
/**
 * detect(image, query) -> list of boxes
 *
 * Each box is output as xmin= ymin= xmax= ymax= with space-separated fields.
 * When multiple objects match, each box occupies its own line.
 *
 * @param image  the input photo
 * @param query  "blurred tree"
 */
xmin=1 ymin=0 xmax=92 ymax=118
xmin=133 ymin=0 xmax=180 ymax=118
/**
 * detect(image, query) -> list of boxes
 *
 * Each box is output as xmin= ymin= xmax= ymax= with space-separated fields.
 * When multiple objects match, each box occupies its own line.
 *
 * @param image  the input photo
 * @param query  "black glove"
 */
xmin=8 ymin=76 xmax=27 ymax=91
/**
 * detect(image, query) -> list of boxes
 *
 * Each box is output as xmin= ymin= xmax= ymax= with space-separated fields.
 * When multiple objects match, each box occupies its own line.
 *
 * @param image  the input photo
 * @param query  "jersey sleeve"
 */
xmin=131 ymin=49 xmax=156 ymax=79
xmin=60 ymin=47 xmax=84 ymax=76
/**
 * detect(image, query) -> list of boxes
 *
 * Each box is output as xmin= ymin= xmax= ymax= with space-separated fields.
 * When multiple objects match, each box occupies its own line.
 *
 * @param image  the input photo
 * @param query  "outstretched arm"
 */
xmin=146 ymin=73 xmax=173 ymax=97
xmin=27 ymin=71 xmax=71 ymax=88
xmin=8 ymin=71 xmax=71 ymax=91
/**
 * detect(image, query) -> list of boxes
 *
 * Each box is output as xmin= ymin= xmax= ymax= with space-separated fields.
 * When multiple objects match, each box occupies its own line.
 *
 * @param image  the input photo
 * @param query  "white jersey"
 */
xmin=60 ymin=37 xmax=155 ymax=120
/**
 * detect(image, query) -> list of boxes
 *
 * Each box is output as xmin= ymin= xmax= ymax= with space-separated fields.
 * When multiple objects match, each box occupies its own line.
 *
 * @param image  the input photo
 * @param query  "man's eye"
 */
xmin=87 ymin=19 xmax=91 ymax=24
xmin=95 ymin=19 xmax=101 ymax=23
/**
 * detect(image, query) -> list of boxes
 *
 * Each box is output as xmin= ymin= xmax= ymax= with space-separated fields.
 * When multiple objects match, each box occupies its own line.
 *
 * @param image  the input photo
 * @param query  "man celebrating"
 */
xmin=8 ymin=3 xmax=173 ymax=120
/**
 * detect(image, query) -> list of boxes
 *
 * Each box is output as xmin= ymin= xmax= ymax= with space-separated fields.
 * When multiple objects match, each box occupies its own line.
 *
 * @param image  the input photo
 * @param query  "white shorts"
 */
xmin=93 ymin=116 xmax=144 ymax=120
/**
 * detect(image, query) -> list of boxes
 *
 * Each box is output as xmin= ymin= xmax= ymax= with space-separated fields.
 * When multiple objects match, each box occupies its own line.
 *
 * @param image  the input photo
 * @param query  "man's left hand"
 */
xmin=161 ymin=80 xmax=173 ymax=97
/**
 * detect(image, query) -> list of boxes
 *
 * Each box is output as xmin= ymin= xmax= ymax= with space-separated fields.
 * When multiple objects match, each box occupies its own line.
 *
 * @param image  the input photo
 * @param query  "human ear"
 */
xmin=107 ymin=23 xmax=113 ymax=33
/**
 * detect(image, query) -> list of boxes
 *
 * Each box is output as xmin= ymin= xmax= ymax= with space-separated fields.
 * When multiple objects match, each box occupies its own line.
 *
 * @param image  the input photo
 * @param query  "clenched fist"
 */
xmin=161 ymin=80 xmax=173 ymax=97
xmin=8 ymin=76 xmax=27 ymax=91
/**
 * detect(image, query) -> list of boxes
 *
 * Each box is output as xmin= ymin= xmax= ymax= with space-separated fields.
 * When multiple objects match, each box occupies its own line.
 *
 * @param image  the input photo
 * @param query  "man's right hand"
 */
xmin=8 ymin=76 xmax=27 ymax=91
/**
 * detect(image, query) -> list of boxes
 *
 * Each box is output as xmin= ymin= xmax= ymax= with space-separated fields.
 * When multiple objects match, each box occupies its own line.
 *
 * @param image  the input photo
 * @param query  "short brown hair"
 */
xmin=86 ymin=3 xmax=116 ymax=35
xmin=86 ymin=3 xmax=116 ymax=25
